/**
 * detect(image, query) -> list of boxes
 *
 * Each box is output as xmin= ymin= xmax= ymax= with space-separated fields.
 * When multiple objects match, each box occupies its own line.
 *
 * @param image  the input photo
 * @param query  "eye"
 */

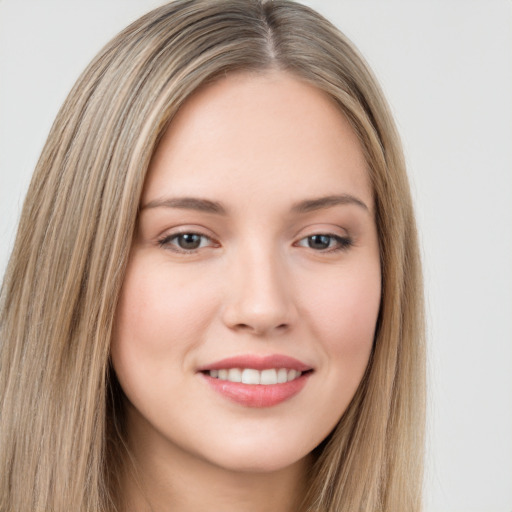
xmin=296 ymin=234 xmax=352 ymax=252
xmin=158 ymin=232 xmax=216 ymax=252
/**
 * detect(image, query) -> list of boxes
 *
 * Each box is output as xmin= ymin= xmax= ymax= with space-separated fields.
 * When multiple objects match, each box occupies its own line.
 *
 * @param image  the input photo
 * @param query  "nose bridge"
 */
xmin=222 ymin=237 xmax=295 ymax=335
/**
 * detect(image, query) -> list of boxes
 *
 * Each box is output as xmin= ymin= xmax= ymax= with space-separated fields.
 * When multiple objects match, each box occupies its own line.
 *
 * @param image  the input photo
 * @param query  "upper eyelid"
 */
xmin=159 ymin=231 xmax=215 ymax=243
xmin=295 ymin=233 xmax=352 ymax=248
xmin=157 ymin=227 xmax=350 ymax=241
xmin=293 ymin=226 xmax=351 ymax=242
xmin=158 ymin=225 xmax=216 ymax=240
xmin=297 ymin=233 xmax=348 ymax=241
xmin=158 ymin=231 xmax=351 ymax=250
xmin=156 ymin=224 xmax=354 ymax=245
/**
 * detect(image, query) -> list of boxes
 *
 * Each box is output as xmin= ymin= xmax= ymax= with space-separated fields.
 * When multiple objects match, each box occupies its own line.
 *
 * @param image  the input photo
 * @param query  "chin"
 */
xmin=197 ymin=433 xmax=317 ymax=474
xmin=210 ymin=452 xmax=308 ymax=474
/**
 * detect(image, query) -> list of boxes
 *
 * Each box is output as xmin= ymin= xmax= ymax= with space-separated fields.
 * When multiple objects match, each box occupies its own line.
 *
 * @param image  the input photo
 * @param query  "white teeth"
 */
xmin=208 ymin=367 xmax=303 ymax=384
xmin=227 ymin=368 xmax=242 ymax=383
xmin=260 ymin=369 xmax=277 ymax=385
xmin=242 ymin=368 xmax=260 ymax=385
xmin=277 ymin=368 xmax=288 ymax=383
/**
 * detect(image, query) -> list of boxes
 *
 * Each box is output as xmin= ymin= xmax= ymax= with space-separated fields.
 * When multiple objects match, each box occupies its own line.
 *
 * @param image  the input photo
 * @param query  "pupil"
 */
xmin=309 ymin=235 xmax=330 ymax=249
xmin=179 ymin=234 xmax=201 ymax=249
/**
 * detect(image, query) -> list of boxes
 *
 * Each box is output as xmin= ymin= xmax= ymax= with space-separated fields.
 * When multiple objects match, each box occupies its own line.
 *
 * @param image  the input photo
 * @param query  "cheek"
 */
xmin=286 ymin=259 xmax=380 ymax=444
xmin=111 ymin=258 xmax=218 ymax=382
xmin=305 ymin=261 xmax=381 ymax=370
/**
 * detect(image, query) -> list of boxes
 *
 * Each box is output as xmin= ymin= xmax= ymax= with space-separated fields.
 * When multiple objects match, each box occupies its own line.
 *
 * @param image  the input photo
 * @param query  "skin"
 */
xmin=112 ymin=70 xmax=381 ymax=512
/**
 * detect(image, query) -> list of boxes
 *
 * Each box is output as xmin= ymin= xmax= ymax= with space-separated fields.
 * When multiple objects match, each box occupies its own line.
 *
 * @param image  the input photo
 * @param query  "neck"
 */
xmin=117 ymin=406 xmax=312 ymax=512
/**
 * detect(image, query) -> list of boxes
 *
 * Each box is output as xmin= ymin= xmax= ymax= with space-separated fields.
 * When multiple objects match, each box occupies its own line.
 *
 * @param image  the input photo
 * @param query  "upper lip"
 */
xmin=197 ymin=354 xmax=313 ymax=372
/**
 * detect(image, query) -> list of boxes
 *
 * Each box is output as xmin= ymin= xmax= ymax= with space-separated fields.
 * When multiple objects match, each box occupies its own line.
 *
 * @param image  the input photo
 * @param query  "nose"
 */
xmin=221 ymin=243 xmax=297 ymax=336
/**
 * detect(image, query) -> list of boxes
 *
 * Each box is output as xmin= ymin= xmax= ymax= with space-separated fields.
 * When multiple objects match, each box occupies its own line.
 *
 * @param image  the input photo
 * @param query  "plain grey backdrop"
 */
xmin=0 ymin=1 xmax=511 ymax=511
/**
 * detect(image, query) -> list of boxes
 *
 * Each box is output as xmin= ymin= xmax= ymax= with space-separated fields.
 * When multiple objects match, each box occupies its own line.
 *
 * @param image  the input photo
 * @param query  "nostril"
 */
xmin=221 ymin=293 xmax=297 ymax=335
xmin=231 ymin=321 xmax=289 ymax=335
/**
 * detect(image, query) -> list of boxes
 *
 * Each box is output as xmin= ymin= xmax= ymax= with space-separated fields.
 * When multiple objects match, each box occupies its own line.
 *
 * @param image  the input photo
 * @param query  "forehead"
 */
xmin=143 ymin=70 xmax=372 ymax=212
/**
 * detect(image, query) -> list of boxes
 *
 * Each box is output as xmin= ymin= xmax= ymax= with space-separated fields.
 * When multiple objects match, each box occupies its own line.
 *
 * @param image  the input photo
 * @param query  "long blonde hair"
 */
xmin=0 ymin=1 xmax=425 ymax=510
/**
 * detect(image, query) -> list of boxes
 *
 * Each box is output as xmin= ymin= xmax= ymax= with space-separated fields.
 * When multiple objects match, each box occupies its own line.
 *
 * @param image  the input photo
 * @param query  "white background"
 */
xmin=0 ymin=1 xmax=511 ymax=511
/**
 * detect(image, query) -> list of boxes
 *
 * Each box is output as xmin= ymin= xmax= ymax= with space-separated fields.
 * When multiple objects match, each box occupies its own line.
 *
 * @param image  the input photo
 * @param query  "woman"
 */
xmin=0 ymin=1 xmax=425 ymax=511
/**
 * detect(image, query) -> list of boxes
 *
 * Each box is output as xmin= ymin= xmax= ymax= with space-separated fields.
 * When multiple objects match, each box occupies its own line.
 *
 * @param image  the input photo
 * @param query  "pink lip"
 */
xmin=197 ymin=354 xmax=313 ymax=408
xmin=197 ymin=354 xmax=312 ymax=372
xmin=201 ymin=373 xmax=311 ymax=408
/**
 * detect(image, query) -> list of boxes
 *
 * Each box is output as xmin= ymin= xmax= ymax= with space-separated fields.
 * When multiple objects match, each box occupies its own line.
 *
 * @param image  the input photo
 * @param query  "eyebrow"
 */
xmin=140 ymin=193 xmax=369 ymax=215
xmin=141 ymin=197 xmax=227 ymax=215
xmin=291 ymin=194 xmax=369 ymax=213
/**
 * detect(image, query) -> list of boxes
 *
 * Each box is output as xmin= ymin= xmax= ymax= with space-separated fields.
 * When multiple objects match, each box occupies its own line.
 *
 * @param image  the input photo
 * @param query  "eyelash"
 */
xmin=157 ymin=231 xmax=353 ymax=254
xmin=295 ymin=234 xmax=353 ymax=253
xmin=158 ymin=231 xmax=217 ymax=253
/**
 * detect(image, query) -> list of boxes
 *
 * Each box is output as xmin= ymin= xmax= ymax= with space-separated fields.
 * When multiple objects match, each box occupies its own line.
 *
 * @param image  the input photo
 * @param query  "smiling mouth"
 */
xmin=204 ymin=368 xmax=306 ymax=385
xmin=198 ymin=354 xmax=314 ymax=407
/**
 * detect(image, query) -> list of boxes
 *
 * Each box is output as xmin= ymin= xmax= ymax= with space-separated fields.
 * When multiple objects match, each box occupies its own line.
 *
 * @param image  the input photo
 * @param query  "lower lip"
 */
xmin=201 ymin=372 xmax=311 ymax=408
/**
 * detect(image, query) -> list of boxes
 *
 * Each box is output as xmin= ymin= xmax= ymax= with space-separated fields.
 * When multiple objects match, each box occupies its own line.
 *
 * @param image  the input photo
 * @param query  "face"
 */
xmin=112 ymin=71 xmax=381 ymax=474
